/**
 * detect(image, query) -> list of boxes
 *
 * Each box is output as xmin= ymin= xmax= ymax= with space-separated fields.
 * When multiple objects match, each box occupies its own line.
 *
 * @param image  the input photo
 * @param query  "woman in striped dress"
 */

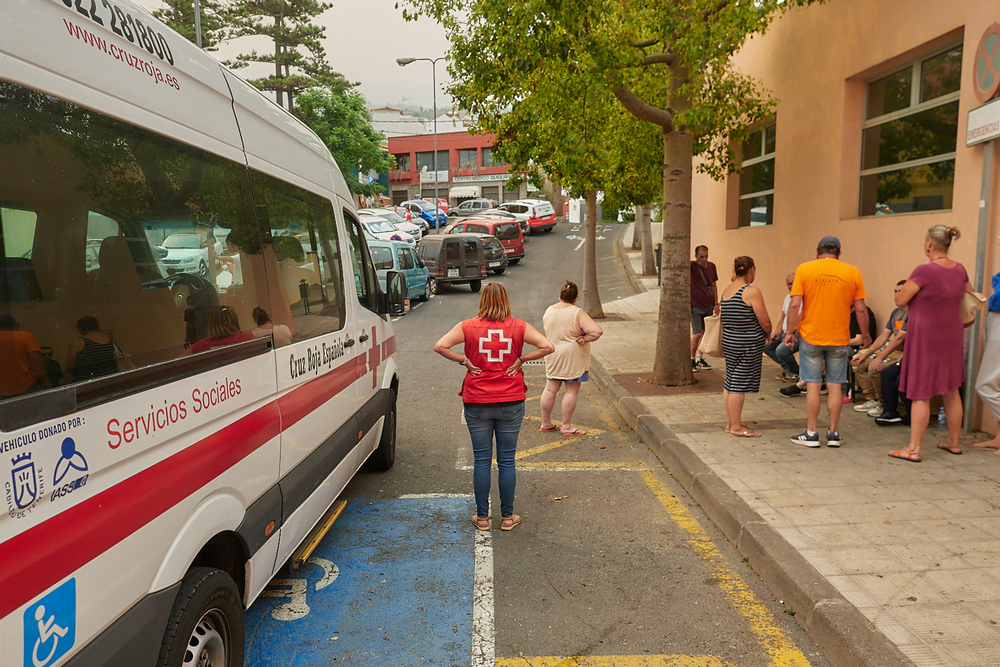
xmin=720 ymin=256 xmax=771 ymax=437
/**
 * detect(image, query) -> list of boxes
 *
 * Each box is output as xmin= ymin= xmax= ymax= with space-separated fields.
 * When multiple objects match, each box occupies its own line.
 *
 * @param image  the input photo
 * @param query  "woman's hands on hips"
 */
xmin=462 ymin=357 xmax=482 ymax=376
xmin=504 ymin=357 xmax=523 ymax=377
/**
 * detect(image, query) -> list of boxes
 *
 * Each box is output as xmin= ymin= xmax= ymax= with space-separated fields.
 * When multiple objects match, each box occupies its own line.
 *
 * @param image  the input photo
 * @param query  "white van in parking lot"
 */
xmin=0 ymin=3 xmax=404 ymax=666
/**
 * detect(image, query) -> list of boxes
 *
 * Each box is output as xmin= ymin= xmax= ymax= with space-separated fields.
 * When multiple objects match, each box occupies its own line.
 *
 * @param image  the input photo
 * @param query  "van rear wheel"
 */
xmin=158 ymin=567 xmax=243 ymax=667
xmin=471 ymin=280 xmax=482 ymax=292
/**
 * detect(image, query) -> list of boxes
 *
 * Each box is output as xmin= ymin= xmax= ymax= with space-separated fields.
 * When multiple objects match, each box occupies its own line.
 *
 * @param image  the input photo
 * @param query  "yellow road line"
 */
xmin=516 ymin=438 xmax=580 ymax=460
xmin=641 ymin=472 xmax=811 ymax=667
xmin=518 ymin=461 xmax=646 ymax=469
xmin=496 ymin=655 xmax=735 ymax=666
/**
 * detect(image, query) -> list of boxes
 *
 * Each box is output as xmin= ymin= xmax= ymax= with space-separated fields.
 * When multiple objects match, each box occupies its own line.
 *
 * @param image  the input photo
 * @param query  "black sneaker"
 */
xmin=692 ymin=359 xmax=699 ymax=372
xmin=875 ymin=411 xmax=903 ymax=426
xmin=780 ymin=384 xmax=803 ymax=397
xmin=696 ymin=358 xmax=711 ymax=370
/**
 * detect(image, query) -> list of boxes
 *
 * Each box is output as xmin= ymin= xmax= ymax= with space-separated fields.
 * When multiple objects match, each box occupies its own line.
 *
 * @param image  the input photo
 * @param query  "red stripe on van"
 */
xmin=0 ymin=340 xmax=393 ymax=619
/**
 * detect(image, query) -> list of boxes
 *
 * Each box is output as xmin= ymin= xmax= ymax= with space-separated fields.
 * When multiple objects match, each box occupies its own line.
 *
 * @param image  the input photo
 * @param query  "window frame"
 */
xmin=737 ymin=121 xmax=776 ymax=228
xmin=858 ymin=42 xmax=962 ymax=217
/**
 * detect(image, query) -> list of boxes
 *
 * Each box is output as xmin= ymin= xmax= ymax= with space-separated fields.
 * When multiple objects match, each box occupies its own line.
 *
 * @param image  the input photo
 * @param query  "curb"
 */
xmin=615 ymin=224 xmax=647 ymax=294
xmin=589 ymin=359 xmax=914 ymax=667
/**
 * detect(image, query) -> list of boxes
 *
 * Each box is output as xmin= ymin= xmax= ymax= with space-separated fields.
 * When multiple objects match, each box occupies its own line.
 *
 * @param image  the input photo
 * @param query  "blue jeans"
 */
xmin=465 ymin=401 xmax=525 ymax=518
xmin=763 ymin=332 xmax=799 ymax=374
xmin=799 ymin=339 xmax=849 ymax=384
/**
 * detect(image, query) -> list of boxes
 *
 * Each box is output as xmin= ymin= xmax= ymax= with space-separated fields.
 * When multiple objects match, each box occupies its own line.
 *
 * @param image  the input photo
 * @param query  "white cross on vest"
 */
xmin=479 ymin=329 xmax=513 ymax=362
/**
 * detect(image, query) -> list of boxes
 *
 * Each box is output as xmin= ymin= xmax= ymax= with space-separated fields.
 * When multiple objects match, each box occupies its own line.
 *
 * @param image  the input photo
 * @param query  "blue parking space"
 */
xmin=245 ymin=496 xmax=475 ymax=667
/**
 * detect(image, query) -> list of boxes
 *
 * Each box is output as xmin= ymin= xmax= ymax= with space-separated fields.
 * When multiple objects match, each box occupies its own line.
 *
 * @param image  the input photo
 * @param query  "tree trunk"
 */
xmin=543 ymin=176 xmax=565 ymax=222
xmin=639 ymin=204 xmax=656 ymax=276
xmin=274 ymin=42 xmax=283 ymax=108
xmin=582 ymin=189 xmax=605 ymax=318
xmin=650 ymin=124 xmax=694 ymax=386
xmin=631 ymin=205 xmax=643 ymax=250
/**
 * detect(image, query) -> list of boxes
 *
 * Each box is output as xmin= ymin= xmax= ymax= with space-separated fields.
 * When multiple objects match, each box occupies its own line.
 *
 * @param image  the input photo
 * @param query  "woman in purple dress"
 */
xmin=889 ymin=225 xmax=973 ymax=462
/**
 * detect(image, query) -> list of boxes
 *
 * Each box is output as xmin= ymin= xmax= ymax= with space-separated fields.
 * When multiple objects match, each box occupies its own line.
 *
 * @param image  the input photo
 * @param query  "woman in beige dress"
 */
xmin=539 ymin=281 xmax=604 ymax=435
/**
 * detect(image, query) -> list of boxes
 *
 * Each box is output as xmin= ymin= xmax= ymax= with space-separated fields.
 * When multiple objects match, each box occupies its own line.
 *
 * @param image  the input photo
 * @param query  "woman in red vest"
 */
xmin=434 ymin=283 xmax=554 ymax=531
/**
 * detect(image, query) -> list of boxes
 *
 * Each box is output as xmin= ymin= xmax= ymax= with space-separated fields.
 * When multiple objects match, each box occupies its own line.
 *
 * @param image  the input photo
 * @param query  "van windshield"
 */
xmin=494 ymin=224 xmax=519 ymax=240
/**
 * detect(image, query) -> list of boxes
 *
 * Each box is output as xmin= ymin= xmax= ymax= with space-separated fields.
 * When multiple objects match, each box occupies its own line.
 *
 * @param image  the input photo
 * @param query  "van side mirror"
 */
xmin=418 ymin=260 xmax=425 ymax=268
xmin=383 ymin=270 xmax=406 ymax=315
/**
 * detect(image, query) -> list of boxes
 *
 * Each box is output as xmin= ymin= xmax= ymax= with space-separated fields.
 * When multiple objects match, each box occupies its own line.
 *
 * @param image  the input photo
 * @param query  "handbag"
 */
xmin=698 ymin=314 xmax=724 ymax=358
xmin=961 ymin=291 xmax=987 ymax=325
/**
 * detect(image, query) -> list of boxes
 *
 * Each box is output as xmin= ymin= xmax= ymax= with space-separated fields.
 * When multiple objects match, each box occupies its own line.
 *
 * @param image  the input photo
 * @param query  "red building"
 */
xmin=387 ymin=131 xmax=532 ymax=204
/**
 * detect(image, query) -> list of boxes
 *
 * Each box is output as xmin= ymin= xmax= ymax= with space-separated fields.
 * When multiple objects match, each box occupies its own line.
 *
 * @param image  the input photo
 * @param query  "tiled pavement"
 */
xmin=590 ymin=224 xmax=1000 ymax=667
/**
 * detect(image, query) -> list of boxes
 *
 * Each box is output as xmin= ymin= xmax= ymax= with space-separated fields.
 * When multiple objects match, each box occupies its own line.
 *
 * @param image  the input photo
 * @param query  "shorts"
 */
xmin=691 ymin=306 xmax=714 ymax=335
xmin=548 ymin=371 xmax=589 ymax=383
xmin=799 ymin=339 xmax=849 ymax=385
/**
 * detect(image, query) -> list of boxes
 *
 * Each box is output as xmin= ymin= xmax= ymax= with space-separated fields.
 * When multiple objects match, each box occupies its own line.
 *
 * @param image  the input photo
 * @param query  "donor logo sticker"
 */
xmin=23 ymin=578 xmax=75 ymax=667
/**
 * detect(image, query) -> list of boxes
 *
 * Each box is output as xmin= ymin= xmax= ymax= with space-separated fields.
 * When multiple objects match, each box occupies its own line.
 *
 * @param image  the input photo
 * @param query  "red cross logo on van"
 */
xmin=479 ymin=329 xmax=512 ymax=363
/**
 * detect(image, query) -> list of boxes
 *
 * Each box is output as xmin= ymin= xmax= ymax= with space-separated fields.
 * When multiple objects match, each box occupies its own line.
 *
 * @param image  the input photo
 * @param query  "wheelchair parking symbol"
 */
xmin=23 ymin=578 xmax=75 ymax=667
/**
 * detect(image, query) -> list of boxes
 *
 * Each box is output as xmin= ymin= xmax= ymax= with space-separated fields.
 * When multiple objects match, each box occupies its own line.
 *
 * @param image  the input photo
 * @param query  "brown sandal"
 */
xmin=471 ymin=515 xmax=490 ymax=531
xmin=500 ymin=514 xmax=521 ymax=531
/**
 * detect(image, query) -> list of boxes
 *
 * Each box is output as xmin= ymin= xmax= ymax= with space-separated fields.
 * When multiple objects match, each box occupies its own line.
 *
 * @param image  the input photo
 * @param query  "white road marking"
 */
xmin=263 ymin=579 xmax=310 ymax=621
xmin=310 ymin=557 xmax=339 ymax=591
xmin=398 ymin=493 xmax=473 ymax=498
xmin=413 ymin=302 xmax=424 ymax=309
xmin=471 ymin=529 xmax=495 ymax=667
xmin=456 ymin=464 xmax=652 ymax=472
xmin=574 ymin=240 xmax=585 ymax=251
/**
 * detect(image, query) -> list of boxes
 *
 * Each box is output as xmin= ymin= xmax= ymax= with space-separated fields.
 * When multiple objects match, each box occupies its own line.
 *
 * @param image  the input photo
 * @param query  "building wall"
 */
xmin=693 ymin=0 xmax=1000 ymax=426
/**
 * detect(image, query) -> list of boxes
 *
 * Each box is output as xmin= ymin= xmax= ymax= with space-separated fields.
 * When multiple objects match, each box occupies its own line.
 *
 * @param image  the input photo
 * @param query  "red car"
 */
xmin=445 ymin=217 xmax=524 ymax=264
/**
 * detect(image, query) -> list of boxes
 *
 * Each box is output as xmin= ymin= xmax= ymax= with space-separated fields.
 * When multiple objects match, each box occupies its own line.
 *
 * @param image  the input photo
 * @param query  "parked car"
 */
xmin=445 ymin=217 xmax=524 ymax=265
xmin=477 ymin=234 xmax=508 ymax=274
xmin=360 ymin=207 xmax=426 ymax=238
xmin=499 ymin=200 xmax=557 ymax=234
xmin=422 ymin=197 xmax=449 ymax=214
xmin=368 ymin=238 xmax=431 ymax=302
xmin=447 ymin=198 xmax=497 ymax=220
xmin=159 ymin=232 xmax=211 ymax=276
xmin=400 ymin=199 xmax=448 ymax=229
xmin=417 ymin=233 xmax=487 ymax=293
xmin=359 ymin=213 xmax=417 ymax=248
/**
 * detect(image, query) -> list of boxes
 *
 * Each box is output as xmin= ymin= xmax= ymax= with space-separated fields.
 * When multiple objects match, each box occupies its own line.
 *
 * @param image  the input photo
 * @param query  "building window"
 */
xmin=859 ymin=44 xmax=962 ymax=216
xmin=416 ymin=150 xmax=449 ymax=172
xmin=482 ymin=147 xmax=504 ymax=168
xmin=457 ymin=149 xmax=477 ymax=170
xmin=394 ymin=153 xmax=410 ymax=172
xmin=738 ymin=123 xmax=776 ymax=227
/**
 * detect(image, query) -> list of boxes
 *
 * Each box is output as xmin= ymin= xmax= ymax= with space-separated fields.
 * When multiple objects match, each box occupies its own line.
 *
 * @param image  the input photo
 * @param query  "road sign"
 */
xmin=974 ymin=23 xmax=1000 ymax=103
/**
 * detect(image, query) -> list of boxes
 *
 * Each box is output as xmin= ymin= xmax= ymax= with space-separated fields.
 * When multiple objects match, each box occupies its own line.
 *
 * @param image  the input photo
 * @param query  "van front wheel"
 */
xmin=158 ymin=568 xmax=243 ymax=667
xmin=470 ymin=280 xmax=482 ymax=292
xmin=419 ymin=279 xmax=431 ymax=301
xmin=368 ymin=389 xmax=396 ymax=471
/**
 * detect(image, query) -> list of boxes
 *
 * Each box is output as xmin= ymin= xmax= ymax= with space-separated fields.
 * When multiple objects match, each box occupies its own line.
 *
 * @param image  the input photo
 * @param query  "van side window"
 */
xmin=397 ymin=247 xmax=414 ymax=270
xmin=249 ymin=171 xmax=347 ymax=344
xmin=345 ymin=213 xmax=379 ymax=312
xmin=0 ymin=79 xmax=269 ymax=409
xmin=371 ymin=246 xmax=394 ymax=270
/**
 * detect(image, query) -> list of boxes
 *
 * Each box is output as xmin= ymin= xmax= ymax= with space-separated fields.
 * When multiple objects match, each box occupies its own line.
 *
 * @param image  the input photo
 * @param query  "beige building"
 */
xmin=693 ymin=0 xmax=1000 ymax=428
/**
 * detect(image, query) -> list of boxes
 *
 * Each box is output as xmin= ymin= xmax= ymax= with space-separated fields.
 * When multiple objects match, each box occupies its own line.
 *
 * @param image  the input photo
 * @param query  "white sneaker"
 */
xmin=853 ymin=399 xmax=879 ymax=413
xmin=867 ymin=406 xmax=883 ymax=417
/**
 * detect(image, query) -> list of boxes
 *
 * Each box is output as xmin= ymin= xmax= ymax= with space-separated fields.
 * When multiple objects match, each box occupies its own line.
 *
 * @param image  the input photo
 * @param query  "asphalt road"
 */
xmin=245 ymin=223 xmax=833 ymax=667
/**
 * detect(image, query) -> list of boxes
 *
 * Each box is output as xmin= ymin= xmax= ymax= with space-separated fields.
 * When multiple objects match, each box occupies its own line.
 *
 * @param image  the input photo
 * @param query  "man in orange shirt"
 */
xmin=783 ymin=237 xmax=871 ymax=447
xmin=0 ymin=315 xmax=48 ymax=397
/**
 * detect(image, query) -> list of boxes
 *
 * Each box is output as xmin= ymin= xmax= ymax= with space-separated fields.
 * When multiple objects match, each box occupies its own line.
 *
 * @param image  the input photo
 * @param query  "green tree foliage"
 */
xmin=153 ymin=0 xmax=227 ymax=50
xmin=294 ymin=89 xmax=394 ymax=197
xmin=224 ymin=0 xmax=350 ymax=111
xmin=404 ymin=0 xmax=820 ymax=384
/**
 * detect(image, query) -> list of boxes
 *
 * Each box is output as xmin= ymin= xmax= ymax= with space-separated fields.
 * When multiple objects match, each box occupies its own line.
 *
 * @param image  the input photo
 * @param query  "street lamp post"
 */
xmin=397 ymin=57 xmax=445 ymax=233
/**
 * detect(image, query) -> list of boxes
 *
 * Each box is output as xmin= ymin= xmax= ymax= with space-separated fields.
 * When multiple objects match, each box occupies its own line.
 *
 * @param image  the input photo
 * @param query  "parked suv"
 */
xmin=417 ymin=233 xmax=487 ymax=293
xmin=447 ymin=198 xmax=497 ymax=220
xmin=499 ymin=199 xmax=557 ymax=234
xmin=445 ymin=217 xmax=524 ymax=265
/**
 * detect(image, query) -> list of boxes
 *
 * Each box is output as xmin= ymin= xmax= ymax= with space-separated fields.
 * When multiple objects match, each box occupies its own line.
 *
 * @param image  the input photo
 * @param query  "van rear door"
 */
xmin=461 ymin=238 xmax=482 ymax=279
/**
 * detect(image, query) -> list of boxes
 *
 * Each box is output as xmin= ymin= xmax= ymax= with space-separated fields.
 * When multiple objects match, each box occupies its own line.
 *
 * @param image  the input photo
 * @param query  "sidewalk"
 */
xmin=591 ymin=224 xmax=1000 ymax=667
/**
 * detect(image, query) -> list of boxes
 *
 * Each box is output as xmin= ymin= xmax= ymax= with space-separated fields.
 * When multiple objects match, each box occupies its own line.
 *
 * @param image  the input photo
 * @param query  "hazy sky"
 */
xmin=134 ymin=0 xmax=455 ymax=112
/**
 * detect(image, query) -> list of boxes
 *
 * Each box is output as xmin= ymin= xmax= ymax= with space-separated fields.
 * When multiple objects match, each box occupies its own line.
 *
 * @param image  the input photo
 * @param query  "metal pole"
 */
xmin=432 ymin=61 xmax=440 ymax=233
xmin=964 ymin=139 xmax=995 ymax=431
xmin=193 ymin=0 xmax=203 ymax=48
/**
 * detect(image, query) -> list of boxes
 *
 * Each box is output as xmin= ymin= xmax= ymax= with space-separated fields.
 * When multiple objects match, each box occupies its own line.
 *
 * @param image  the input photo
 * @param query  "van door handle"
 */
xmin=359 ymin=332 xmax=370 ymax=343
xmin=344 ymin=337 xmax=355 ymax=348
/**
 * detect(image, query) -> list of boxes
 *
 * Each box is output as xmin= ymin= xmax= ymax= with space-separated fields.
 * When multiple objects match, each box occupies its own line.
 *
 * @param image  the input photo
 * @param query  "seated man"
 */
xmin=875 ymin=355 xmax=910 ymax=426
xmin=764 ymin=273 xmax=800 ymax=381
xmin=851 ymin=280 xmax=908 ymax=416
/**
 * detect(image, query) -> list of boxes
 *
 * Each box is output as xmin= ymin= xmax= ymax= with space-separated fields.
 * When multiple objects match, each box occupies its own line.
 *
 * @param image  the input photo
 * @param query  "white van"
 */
xmin=0 ymin=2 xmax=405 ymax=666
